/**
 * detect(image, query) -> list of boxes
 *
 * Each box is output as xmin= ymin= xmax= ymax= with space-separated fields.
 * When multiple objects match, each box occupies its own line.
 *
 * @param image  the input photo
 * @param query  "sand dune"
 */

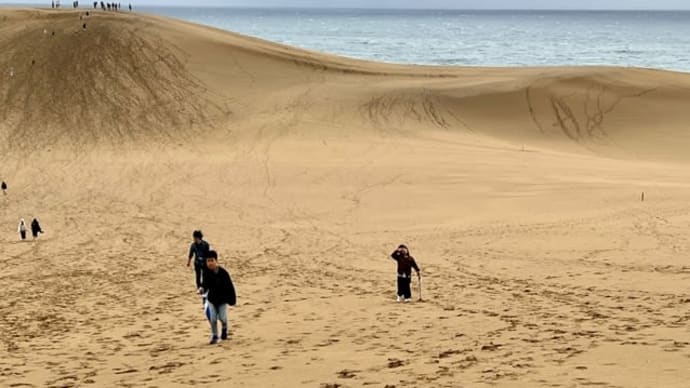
xmin=1 ymin=8 xmax=689 ymax=388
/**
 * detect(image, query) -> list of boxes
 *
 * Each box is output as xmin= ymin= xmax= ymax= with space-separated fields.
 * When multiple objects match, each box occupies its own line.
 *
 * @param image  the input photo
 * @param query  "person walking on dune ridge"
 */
xmin=198 ymin=250 xmax=236 ymax=345
xmin=390 ymin=244 xmax=421 ymax=303
xmin=1 ymin=181 xmax=7 ymax=195
xmin=17 ymin=218 xmax=27 ymax=240
xmin=187 ymin=230 xmax=211 ymax=289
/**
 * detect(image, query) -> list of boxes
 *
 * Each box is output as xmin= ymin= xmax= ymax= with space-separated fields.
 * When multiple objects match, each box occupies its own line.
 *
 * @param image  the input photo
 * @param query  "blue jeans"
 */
xmin=208 ymin=303 xmax=228 ymax=338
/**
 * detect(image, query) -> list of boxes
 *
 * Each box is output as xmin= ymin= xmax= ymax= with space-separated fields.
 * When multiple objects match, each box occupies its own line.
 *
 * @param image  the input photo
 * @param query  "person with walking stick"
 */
xmin=390 ymin=244 xmax=421 ymax=303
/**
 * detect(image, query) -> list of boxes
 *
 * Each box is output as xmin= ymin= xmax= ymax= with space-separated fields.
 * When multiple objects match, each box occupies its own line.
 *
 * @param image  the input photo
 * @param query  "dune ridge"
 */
xmin=1 ymin=9 xmax=690 ymax=160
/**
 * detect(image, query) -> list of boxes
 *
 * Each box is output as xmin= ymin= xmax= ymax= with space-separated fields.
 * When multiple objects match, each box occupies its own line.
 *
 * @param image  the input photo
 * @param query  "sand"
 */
xmin=1 ymin=8 xmax=689 ymax=388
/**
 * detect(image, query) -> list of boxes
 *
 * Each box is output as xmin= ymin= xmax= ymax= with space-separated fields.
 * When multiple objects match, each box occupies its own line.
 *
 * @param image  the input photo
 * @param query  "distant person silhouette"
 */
xmin=31 ymin=218 xmax=43 ymax=240
xmin=18 ymin=218 xmax=27 ymax=240
xmin=1 ymin=181 xmax=7 ymax=195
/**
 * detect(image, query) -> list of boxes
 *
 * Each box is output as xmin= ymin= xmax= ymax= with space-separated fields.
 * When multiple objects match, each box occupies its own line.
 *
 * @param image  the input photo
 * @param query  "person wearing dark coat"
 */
xmin=199 ymin=250 xmax=236 ymax=344
xmin=30 ymin=218 xmax=43 ymax=239
xmin=390 ymin=244 xmax=421 ymax=302
xmin=187 ymin=230 xmax=211 ymax=288
xmin=1 ymin=181 xmax=7 ymax=195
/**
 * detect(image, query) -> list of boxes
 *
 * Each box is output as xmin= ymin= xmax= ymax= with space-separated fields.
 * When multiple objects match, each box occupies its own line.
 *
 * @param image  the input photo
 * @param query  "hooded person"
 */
xmin=390 ymin=244 xmax=421 ymax=303
xmin=17 ymin=218 xmax=27 ymax=240
xmin=1 ymin=181 xmax=7 ymax=194
xmin=31 ymin=218 xmax=43 ymax=239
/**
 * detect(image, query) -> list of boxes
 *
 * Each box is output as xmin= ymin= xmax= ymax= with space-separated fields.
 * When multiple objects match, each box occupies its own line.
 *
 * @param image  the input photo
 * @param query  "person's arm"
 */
xmin=411 ymin=258 xmax=421 ymax=276
xmin=391 ymin=250 xmax=401 ymax=260
xmin=223 ymin=270 xmax=237 ymax=306
xmin=187 ymin=244 xmax=194 ymax=267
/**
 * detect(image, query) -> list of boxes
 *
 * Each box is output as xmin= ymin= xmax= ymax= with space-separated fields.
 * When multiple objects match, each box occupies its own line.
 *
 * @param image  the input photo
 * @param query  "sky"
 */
xmin=2 ymin=0 xmax=690 ymax=9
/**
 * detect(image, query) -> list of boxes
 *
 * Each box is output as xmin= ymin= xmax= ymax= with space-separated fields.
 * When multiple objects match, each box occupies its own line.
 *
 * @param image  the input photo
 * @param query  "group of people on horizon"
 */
xmin=51 ymin=0 xmax=132 ymax=11
xmin=184 ymin=231 xmax=422 ymax=345
xmin=94 ymin=1 xmax=130 ymax=11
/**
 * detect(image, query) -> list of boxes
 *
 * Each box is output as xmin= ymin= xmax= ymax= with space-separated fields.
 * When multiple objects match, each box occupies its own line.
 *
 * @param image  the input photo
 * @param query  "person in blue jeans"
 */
xmin=199 ymin=250 xmax=236 ymax=344
xmin=187 ymin=230 xmax=211 ymax=288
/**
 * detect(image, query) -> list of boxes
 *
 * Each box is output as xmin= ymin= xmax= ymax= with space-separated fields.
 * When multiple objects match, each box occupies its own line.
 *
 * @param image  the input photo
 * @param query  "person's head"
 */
xmin=192 ymin=230 xmax=203 ymax=243
xmin=205 ymin=250 xmax=218 ymax=271
xmin=397 ymin=244 xmax=409 ymax=256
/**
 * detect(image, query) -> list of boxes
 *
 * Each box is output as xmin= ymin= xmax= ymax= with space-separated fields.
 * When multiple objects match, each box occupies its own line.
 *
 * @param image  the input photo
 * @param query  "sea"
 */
xmin=13 ymin=4 xmax=690 ymax=72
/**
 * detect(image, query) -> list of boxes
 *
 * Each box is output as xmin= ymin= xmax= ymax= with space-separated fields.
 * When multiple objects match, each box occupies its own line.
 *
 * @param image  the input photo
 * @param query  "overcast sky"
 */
xmin=3 ymin=0 xmax=690 ymax=9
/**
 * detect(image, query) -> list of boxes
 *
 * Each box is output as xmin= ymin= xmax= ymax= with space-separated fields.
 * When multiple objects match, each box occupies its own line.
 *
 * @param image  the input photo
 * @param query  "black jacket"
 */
xmin=201 ymin=267 xmax=236 ymax=307
xmin=189 ymin=240 xmax=211 ymax=265
xmin=391 ymin=250 xmax=420 ymax=277
xmin=31 ymin=219 xmax=42 ymax=234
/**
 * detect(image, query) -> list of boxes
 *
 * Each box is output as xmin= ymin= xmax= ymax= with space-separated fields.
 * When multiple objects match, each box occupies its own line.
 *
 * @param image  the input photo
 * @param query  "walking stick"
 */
xmin=418 ymin=272 xmax=422 ymax=302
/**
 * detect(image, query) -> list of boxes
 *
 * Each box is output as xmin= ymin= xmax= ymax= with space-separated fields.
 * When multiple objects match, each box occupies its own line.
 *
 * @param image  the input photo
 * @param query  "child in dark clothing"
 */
xmin=199 ymin=250 xmax=236 ymax=344
xmin=187 ymin=230 xmax=211 ymax=288
xmin=390 ymin=244 xmax=421 ymax=303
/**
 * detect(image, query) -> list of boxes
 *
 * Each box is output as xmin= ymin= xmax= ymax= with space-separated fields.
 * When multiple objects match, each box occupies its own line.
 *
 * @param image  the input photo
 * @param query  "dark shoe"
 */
xmin=209 ymin=336 xmax=219 ymax=345
xmin=221 ymin=328 xmax=228 ymax=340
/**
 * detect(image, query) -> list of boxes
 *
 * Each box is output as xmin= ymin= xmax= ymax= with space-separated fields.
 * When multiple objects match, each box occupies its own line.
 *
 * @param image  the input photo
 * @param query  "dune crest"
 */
xmin=1 ymin=9 xmax=690 ymax=160
xmin=0 ymin=9 xmax=229 ymax=149
xmin=0 ymin=11 xmax=690 ymax=160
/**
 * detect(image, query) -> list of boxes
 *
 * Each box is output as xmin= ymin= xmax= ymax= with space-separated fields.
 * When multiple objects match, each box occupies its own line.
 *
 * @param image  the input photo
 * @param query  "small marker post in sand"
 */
xmin=641 ymin=192 xmax=645 ymax=202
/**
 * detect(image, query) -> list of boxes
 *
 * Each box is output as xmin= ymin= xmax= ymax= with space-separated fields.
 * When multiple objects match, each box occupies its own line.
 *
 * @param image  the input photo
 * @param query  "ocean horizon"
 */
xmin=4 ymin=5 xmax=690 ymax=72
xmin=144 ymin=7 xmax=690 ymax=72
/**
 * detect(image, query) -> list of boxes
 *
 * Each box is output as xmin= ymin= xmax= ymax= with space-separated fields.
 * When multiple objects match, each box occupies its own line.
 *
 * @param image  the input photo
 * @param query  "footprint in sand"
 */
xmin=336 ymin=369 xmax=358 ymax=378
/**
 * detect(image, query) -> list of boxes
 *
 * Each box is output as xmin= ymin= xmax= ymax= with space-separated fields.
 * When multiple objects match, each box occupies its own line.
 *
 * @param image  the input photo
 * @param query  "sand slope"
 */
xmin=1 ymin=8 xmax=689 ymax=388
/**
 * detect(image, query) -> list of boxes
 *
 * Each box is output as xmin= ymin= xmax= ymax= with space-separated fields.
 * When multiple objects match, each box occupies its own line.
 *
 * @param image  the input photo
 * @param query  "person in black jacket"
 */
xmin=199 ymin=250 xmax=236 ymax=344
xmin=187 ymin=230 xmax=211 ymax=288
xmin=30 ymin=218 xmax=43 ymax=240
xmin=1 ymin=181 xmax=7 ymax=195
xmin=391 ymin=244 xmax=421 ymax=303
